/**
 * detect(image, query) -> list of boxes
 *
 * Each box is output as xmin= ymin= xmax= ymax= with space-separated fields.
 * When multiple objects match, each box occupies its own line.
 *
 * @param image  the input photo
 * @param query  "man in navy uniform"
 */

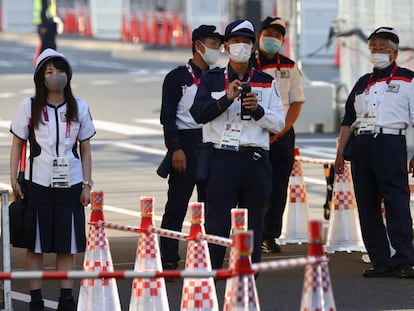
xmin=158 ymin=25 xmax=223 ymax=270
xmin=335 ymin=27 xmax=414 ymax=278
xmin=190 ymin=19 xmax=285 ymax=268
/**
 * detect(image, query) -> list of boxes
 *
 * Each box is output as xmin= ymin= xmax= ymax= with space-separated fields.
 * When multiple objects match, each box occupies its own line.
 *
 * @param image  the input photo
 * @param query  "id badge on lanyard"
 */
xmin=220 ymin=122 xmax=243 ymax=151
xmin=44 ymin=106 xmax=71 ymax=188
xmin=51 ymin=156 xmax=70 ymax=188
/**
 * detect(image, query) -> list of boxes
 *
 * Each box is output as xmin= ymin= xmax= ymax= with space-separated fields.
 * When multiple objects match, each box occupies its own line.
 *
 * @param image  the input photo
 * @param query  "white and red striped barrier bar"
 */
xmin=296 ymin=155 xmax=334 ymax=165
xmin=0 ymin=257 xmax=324 ymax=281
xmin=95 ymin=221 xmax=232 ymax=246
xmin=196 ymin=233 xmax=233 ymax=247
xmin=252 ymin=256 xmax=323 ymax=273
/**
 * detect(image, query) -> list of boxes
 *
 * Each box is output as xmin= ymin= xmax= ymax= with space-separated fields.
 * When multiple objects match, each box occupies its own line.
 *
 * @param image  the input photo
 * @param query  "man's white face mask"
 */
xmin=370 ymin=53 xmax=391 ymax=69
xmin=197 ymin=41 xmax=220 ymax=66
xmin=228 ymin=42 xmax=252 ymax=63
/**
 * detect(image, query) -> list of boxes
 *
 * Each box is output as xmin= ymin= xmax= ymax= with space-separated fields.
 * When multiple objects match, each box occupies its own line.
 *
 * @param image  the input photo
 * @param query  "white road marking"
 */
xmin=93 ymin=120 xmax=162 ymax=136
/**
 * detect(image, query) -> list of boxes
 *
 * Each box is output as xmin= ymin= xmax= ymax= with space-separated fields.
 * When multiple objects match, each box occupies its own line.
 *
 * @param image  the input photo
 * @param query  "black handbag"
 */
xmin=9 ymin=125 xmax=36 ymax=248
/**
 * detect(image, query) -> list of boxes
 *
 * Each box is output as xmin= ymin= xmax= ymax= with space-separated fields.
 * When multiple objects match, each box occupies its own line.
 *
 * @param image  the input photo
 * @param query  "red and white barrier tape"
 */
xmin=296 ymin=155 xmax=334 ymax=165
xmin=0 ymin=257 xmax=323 ymax=280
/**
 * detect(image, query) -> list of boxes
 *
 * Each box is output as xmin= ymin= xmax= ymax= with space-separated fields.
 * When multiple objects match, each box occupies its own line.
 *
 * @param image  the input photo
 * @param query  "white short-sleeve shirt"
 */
xmin=10 ymin=97 xmax=96 ymax=187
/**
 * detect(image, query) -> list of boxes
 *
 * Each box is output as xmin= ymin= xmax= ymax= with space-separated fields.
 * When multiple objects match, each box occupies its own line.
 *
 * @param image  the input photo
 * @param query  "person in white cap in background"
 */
xmin=190 ymin=19 xmax=285 ymax=269
xmin=335 ymin=27 xmax=414 ymax=278
xmin=10 ymin=48 xmax=95 ymax=310
xmin=252 ymin=16 xmax=305 ymax=254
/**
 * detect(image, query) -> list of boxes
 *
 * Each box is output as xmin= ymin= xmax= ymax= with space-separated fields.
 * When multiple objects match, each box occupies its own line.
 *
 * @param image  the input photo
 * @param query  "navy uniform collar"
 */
xmin=188 ymin=59 xmax=203 ymax=76
xmin=372 ymin=61 xmax=397 ymax=78
xmin=227 ymin=63 xmax=254 ymax=82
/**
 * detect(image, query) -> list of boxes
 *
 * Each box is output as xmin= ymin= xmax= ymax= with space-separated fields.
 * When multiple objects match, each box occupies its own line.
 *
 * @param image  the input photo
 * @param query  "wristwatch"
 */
xmin=83 ymin=180 xmax=94 ymax=187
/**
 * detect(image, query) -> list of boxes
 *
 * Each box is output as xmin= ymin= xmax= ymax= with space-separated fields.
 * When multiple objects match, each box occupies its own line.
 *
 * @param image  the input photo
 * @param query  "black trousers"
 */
xmin=205 ymin=148 xmax=272 ymax=269
xmin=160 ymin=129 xmax=207 ymax=263
xmin=263 ymin=128 xmax=295 ymax=239
xmin=38 ymin=23 xmax=57 ymax=52
xmin=351 ymin=134 xmax=414 ymax=267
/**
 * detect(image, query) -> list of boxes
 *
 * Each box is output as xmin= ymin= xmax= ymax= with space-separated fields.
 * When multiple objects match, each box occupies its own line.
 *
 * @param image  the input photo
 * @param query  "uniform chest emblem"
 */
xmin=280 ymin=70 xmax=290 ymax=79
xmin=386 ymin=84 xmax=399 ymax=93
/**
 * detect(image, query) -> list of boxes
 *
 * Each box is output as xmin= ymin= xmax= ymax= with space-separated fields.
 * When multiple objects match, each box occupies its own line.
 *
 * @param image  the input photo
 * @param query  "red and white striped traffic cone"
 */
xmin=129 ymin=196 xmax=169 ymax=311
xmin=325 ymin=163 xmax=365 ymax=253
xmin=180 ymin=203 xmax=219 ymax=311
xmin=77 ymin=191 xmax=121 ymax=311
xmin=300 ymin=221 xmax=336 ymax=311
xmin=223 ymin=208 xmax=248 ymax=310
xmin=224 ymin=230 xmax=260 ymax=311
xmin=279 ymin=147 xmax=310 ymax=244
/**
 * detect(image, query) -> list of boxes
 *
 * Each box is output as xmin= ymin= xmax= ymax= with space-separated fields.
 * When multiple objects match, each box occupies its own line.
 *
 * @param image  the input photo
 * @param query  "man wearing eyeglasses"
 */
xmin=335 ymin=27 xmax=414 ymax=278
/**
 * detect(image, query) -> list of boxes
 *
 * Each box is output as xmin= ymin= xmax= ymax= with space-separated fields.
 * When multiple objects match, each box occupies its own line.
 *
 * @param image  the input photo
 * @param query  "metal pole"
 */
xmin=1 ymin=189 xmax=12 ymax=311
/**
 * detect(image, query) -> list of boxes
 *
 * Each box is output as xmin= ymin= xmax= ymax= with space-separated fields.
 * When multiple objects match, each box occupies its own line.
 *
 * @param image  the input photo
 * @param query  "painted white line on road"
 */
xmin=112 ymin=141 xmax=165 ymax=155
xmin=0 ymin=92 xmax=16 ymax=98
xmin=93 ymin=120 xmax=162 ymax=136
xmin=133 ymin=118 xmax=161 ymax=126
xmin=104 ymin=204 xmax=191 ymax=227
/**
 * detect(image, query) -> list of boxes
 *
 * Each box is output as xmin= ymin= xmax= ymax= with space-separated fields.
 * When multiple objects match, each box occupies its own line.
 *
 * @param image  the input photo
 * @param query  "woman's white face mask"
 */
xmin=228 ymin=42 xmax=252 ymax=63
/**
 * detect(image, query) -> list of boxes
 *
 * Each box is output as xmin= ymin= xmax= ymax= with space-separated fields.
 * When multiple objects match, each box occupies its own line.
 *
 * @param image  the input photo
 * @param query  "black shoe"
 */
xmin=57 ymin=296 xmax=76 ymax=311
xmin=261 ymin=238 xmax=281 ymax=253
xmin=393 ymin=264 xmax=414 ymax=278
xmin=29 ymin=300 xmax=44 ymax=311
xmin=362 ymin=266 xmax=392 ymax=278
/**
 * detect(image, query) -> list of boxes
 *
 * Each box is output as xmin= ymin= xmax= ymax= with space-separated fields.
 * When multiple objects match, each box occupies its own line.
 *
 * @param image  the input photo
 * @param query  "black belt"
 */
xmin=354 ymin=127 xmax=406 ymax=136
xmin=214 ymin=146 xmax=269 ymax=160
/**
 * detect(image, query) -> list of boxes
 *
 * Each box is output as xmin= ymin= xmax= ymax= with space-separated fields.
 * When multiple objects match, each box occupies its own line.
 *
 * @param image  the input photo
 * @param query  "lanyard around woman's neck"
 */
xmin=43 ymin=104 xmax=71 ymax=154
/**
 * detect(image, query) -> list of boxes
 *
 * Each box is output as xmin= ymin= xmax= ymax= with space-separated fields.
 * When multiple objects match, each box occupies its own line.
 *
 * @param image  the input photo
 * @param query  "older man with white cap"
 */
xmin=190 ymin=19 xmax=285 ymax=269
xmin=335 ymin=26 xmax=414 ymax=278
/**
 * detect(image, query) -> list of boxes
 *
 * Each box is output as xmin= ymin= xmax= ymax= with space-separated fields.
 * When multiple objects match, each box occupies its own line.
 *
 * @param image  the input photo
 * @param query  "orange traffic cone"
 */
xmin=63 ymin=9 xmax=77 ymax=33
xmin=223 ymin=208 xmax=248 ymax=309
xmin=140 ymin=11 xmax=150 ymax=43
xmin=325 ymin=163 xmax=366 ymax=253
xmin=181 ymin=23 xmax=191 ymax=48
xmin=171 ymin=12 xmax=182 ymax=48
xmin=300 ymin=220 xmax=336 ymax=311
xmin=130 ymin=11 xmax=140 ymax=43
xmin=333 ymin=42 xmax=341 ymax=67
xmin=129 ymin=196 xmax=169 ymax=311
xmin=121 ymin=12 xmax=130 ymax=42
xmin=278 ymin=147 xmax=310 ymax=244
xmin=181 ymin=203 xmax=219 ymax=311
xmin=151 ymin=11 xmax=159 ymax=45
xmin=159 ymin=12 xmax=170 ymax=46
xmin=223 ymin=230 xmax=260 ymax=310
xmin=32 ymin=42 xmax=42 ymax=66
xmin=77 ymin=191 xmax=122 ymax=311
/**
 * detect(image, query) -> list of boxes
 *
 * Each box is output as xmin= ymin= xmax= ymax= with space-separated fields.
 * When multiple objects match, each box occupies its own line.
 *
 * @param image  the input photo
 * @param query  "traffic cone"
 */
xmin=160 ymin=12 xmax=170 ymax=46
xmin=182 ymin=23 xmax=191 ymax=48
xmin=180 ymin=203 xmax=219 ymax=311
xmin=140 ymin=11 xmax=150 ymax=43
xmin=32 ymin=42 xmax=42 ymax=67
xmin=333 ymin=42 xmax=341 ymax=67
xmin=278 ymin=147 xmax=310 ymax=244
xmin=121 ymin=12 xmax=130 ymax=42
xmin=300 ymin=221 xmax=336 ymax=311
xmin=77 ymin=191 xmax=122 ymax=311
xmin=324 ymin=163 xmax=366 ymax=253
xmin=130 ymin=11 xmax=140 ymax=43
xmin=63 ymin=9 xmax=77 ymax=33
xmin=223 ymin=209 xmax=248 ymax=310
xmin=171 ymin=12 xmax=183 ymax=47
xmin=151 ymin=11 xmax=159 ymax=45
xmin=129 ymin=196 xmax=169 ymax=311
xmin=223 ymin=230 xmax=260 ymax=311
